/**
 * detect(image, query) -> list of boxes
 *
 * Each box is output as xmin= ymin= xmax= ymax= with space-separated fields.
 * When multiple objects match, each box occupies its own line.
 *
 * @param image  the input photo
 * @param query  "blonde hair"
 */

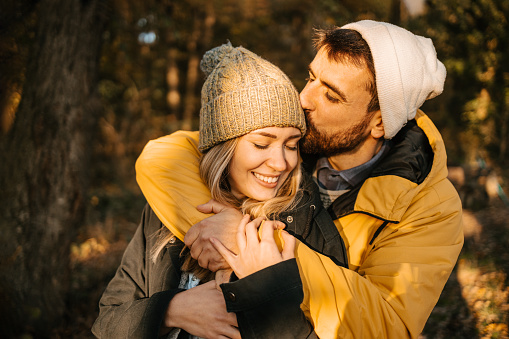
xmin=152 ymin=136 xmax=302 ymax=282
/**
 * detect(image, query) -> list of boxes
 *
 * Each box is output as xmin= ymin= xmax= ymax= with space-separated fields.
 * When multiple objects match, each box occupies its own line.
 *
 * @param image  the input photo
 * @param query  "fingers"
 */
xmin=184 ymin=223 xmax=200 ymax=247
xmin=228 ymin=314 xmax=239 ymax=328
xmin=221 ymin=311 xmax=239 ymax=336
xmin=245 ymin=217 xmax=264 ymax=247
xmin=189 ymin=241 xmax=204 ymax=260
xmin=274 ymin=220 xmax=286 ymax=230
xmin=210 ymin=237 xmax=237 ymax=269
xmin=215 ymin=269 xmax=233 ymax=290
xmin=207 ymin=258 xmax=229 ymax=272
xmin=260 ymin=219 xmax=278 ymax=241
xmin=219 ymin=324 xmax=241 ymax=339
xmin=225 ymin=321 xmax=240 ymax=338
xmin=194 ymin=246 xmax=229 ymax=271
xmin=196 ymin=199 xmax=229 ymax=214
xmin=236 ymin=215 xmax=251 ymax=250
xmin=281 ymin=230 xmax=296 ymax=260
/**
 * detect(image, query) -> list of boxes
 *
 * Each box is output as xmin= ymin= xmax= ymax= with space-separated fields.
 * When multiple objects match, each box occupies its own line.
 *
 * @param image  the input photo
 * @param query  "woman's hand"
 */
xmin=210 ymin=215 xmax=296 ymax=279
xmin=162 ymin=280 xmax=240 ymax=339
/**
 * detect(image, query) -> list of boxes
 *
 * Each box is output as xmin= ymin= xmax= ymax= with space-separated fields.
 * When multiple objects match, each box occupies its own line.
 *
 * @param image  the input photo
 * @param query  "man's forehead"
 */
xmin=310 ymin=48 xmax=371 ymax=82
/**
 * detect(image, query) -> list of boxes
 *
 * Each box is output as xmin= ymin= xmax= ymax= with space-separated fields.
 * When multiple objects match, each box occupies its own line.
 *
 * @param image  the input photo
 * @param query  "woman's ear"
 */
xmin=370 ymin=110 xmax=384 ymax=139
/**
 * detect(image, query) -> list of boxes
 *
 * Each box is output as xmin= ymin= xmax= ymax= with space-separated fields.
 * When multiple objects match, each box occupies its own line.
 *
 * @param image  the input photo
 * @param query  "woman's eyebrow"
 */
xmin=286 ymin=134 xmax=301 ymax=140
xmin=252 ymin=131 xmax=277 ymax=138
xmin=251 ymin=132 xmax=301 ymax=139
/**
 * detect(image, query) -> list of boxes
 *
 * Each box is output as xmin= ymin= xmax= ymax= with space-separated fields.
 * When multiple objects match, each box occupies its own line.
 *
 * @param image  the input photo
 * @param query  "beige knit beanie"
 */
xmin=342 ymin=20 xmax=447 ymax=139
xmin=198 ymin=42 xmax=306 ymax=151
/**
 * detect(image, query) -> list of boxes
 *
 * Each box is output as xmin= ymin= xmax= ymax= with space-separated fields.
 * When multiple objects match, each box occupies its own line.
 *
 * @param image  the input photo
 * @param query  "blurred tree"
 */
xmin=411 ymin=0 xmax=509 ymax=169
xmin=0 ymin=0 xmax=38 ymax=135
xmin=0 ymin=0 xmax=108 ymax=336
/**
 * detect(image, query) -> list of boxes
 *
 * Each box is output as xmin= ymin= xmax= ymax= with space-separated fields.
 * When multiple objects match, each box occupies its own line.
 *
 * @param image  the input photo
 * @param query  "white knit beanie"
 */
xmin=342 ymin=20 xmax=446 ymax=139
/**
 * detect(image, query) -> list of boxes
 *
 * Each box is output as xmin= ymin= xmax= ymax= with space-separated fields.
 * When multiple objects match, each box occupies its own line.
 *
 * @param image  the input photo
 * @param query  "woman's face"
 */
xmin=228 ymin=126 xmax=301 ymax=202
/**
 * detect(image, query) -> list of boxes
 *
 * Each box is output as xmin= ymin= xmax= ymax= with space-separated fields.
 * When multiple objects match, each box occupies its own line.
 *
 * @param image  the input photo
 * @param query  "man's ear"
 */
xmin=370 ymin=110 xmax=384 ymax=139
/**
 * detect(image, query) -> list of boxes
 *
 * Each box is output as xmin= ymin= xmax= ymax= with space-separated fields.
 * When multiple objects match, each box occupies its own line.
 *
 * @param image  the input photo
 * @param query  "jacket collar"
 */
xmin=303 ymin=111 xmax=442 ymax=222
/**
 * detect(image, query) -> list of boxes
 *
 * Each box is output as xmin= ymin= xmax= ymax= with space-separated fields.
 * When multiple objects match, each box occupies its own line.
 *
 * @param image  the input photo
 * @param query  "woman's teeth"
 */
xmin=253 ymin=173 xmax=279 ymax=184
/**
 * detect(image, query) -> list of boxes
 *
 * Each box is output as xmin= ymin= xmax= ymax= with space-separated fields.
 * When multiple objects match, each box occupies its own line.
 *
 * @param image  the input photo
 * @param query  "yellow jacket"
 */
xmin=135 ymin=111 xmax=463 ymax=338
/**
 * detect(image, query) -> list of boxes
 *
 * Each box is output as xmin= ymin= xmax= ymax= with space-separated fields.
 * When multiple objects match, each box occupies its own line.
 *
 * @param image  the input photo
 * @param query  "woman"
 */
xmin=92 ymin=43 xmax=345 ymax=339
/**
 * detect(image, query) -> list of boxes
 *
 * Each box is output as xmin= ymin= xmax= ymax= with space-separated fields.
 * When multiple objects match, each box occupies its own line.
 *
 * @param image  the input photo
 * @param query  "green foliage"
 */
xmin=410 ymin=0 xmax=509 ymax=173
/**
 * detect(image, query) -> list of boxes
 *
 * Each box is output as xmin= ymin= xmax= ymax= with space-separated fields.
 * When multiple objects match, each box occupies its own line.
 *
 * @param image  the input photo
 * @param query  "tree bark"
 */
xmin=181 ymin=1 xmax=215 ymax=130
xmin=0 ymin=0 xmax=108 ymax=336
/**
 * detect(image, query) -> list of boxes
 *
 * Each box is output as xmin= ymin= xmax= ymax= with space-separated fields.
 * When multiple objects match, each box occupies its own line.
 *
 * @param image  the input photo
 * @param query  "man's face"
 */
xmin=300 ymin=47 xmax=377 ymax=157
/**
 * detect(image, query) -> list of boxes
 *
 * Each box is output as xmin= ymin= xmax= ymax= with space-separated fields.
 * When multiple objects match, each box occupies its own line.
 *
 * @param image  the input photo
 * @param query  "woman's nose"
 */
xmin=266 ymin=148 xmax=287 ymax=172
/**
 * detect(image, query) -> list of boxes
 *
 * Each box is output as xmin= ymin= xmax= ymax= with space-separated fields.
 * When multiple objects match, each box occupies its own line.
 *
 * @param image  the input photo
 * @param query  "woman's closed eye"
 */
xmin=253 ymin=143 xmax=269 ymax=150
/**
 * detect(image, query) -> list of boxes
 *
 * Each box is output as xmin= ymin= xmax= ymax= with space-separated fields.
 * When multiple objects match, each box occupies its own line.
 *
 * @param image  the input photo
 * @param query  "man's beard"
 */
xmin=300 ymin=112 xmax=373 ymax=157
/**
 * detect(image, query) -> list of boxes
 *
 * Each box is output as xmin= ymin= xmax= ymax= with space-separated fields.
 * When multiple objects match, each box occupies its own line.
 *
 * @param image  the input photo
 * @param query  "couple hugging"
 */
xmin=93 ymin=20 xmax=463 ymax=339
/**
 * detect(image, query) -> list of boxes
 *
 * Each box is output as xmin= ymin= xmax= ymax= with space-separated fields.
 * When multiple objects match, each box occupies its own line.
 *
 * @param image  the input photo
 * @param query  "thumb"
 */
xmin=281 ymin=231 xmax=296 ymax=260
xmin=214 ymin=269 xmax=233 ymax=291
xmin=196 ymin=199 xmax=229 ymax=214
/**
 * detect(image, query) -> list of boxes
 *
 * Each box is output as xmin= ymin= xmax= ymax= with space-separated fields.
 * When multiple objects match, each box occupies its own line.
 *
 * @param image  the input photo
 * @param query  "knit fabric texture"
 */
xmin=342 ymin=20 xmax=447 ymax=139
xmin=198 ymin=42 xmax=306 ymax=151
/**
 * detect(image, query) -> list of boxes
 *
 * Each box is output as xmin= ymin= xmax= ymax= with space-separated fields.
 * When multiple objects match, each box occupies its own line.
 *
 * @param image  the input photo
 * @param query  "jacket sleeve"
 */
xmin=135 ymin=130 xmax=212 ymax=241
xmin=220 ymin=259 xmax=318 ymax=339
xmin=91 ymin=205 xmax=184 ymax=339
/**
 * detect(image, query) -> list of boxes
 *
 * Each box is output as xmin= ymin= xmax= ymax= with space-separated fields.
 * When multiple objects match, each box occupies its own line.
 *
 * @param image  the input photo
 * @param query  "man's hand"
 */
xmin=215 ymin=269 xmax=233 ymax=290
xmin=162 ymin=280 xmax=240 ymax=339
xmin=184 ymin=200 xmax=243 ymax=272
xmin=211 ymin=215 xmax=295 ymax=279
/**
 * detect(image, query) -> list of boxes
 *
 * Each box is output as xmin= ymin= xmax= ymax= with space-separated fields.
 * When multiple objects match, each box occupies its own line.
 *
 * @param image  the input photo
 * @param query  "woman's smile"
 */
xmin=253 ymin=172 xmax=280 ymax=186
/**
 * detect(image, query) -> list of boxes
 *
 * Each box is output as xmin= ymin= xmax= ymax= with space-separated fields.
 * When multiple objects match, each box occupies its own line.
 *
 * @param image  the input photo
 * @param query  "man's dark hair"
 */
xmin=313 ymin=28 xmax=380 ymax=113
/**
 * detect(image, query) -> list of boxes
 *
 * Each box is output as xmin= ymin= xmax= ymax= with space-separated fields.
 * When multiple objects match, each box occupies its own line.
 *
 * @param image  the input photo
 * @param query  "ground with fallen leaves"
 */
xmin=420 ymin=203 xmax=509 ymax=339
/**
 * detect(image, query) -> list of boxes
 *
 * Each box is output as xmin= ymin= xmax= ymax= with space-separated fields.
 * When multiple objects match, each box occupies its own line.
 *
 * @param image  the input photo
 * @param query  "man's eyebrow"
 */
xmin=307 ymin=65 xmax=348 ymax=103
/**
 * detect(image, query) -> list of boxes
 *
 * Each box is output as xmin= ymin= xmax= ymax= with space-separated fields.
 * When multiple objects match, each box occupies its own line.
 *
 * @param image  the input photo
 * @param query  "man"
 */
xmin=136 ymin=20 xmax=463 ymax=338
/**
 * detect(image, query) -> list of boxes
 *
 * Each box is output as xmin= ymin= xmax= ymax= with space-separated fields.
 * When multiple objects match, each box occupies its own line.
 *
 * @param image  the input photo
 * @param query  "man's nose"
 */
xmin=300 ymin=82 xmax=314 ymax=111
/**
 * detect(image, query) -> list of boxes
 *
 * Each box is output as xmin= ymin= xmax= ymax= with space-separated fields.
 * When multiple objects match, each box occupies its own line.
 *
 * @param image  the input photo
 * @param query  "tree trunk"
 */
xmin=181 ymin=2 xmax=215 ymax=130
xmin=0 ymin=0 xmax=108 ymax=336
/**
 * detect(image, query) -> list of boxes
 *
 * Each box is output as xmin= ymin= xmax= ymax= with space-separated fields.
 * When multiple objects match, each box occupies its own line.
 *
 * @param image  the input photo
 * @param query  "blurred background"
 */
xmin=0 ymin=0 xmax=508 ymax=338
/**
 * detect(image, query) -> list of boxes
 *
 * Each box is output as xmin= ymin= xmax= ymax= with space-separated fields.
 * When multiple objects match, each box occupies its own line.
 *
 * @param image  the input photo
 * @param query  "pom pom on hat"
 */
xmin=342 ymin=20 xmax=446 ymax=139
xmin=200 ymin=41 xmax=234 ymax=78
